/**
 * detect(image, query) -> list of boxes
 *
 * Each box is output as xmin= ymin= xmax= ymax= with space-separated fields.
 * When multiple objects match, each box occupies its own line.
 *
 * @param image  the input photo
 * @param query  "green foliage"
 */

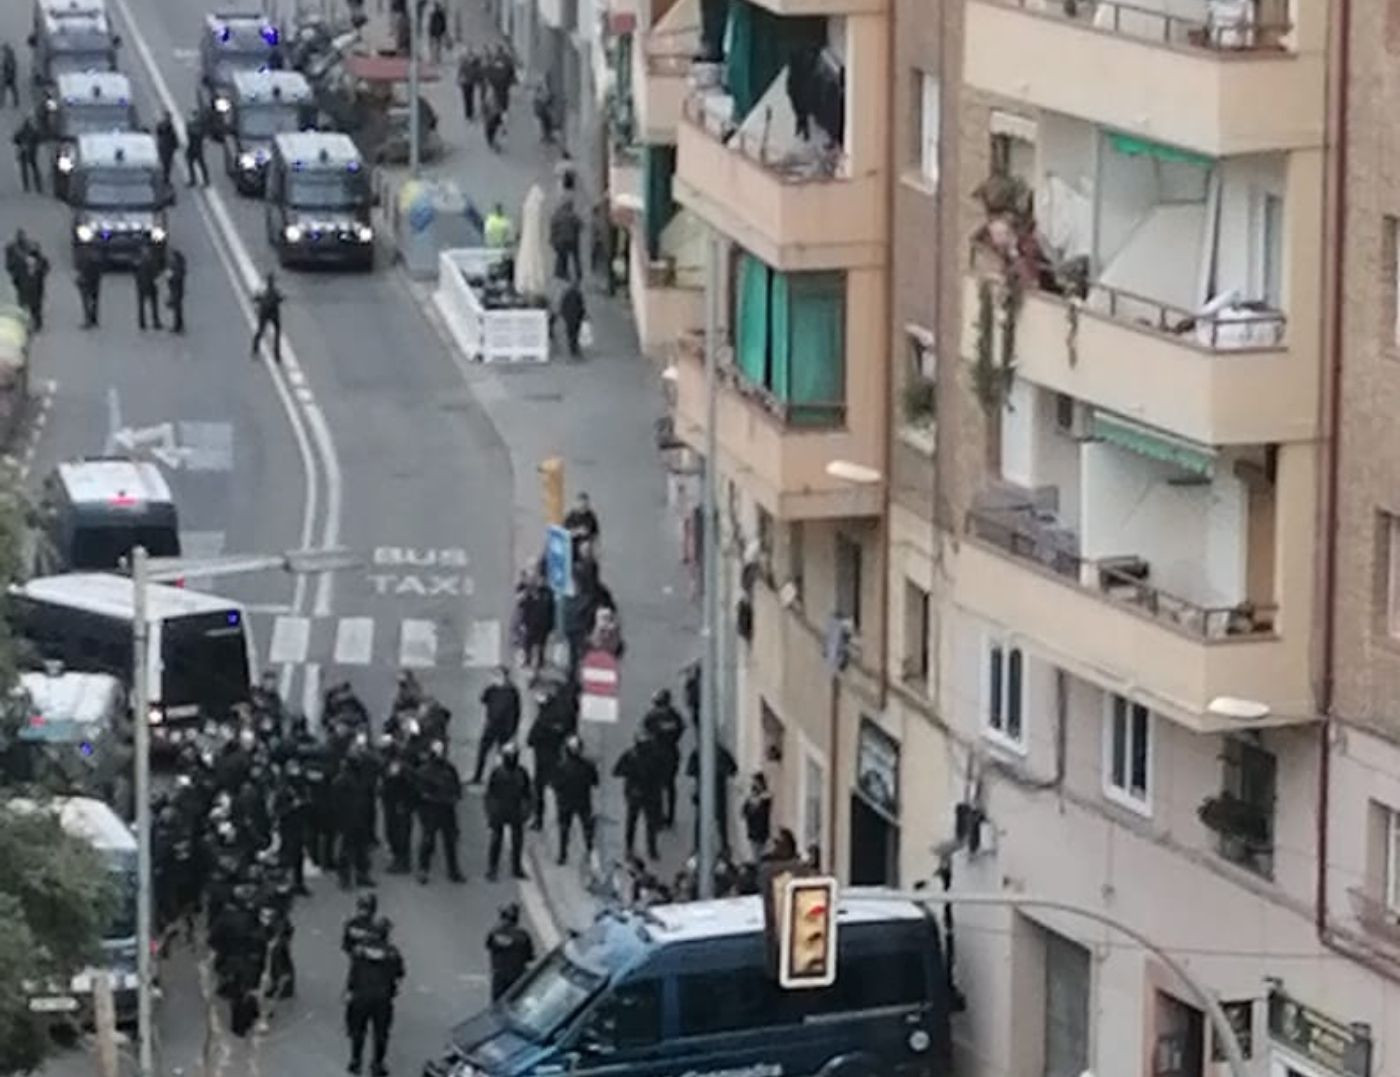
xmin=971 ymin=278 xmax=1018 ymax=418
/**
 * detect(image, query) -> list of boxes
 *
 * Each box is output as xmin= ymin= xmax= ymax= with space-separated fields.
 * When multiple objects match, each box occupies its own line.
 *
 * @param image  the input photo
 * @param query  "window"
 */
xmin=1385 ymin=216 xmax=1400 ymax=347
xmin=1381 ymin=803 xmax=1400 ymax=916
xmin=986 ymin=641 xmax=1024 ymax=748
xmin=902 ymin=580 xmax=930 ymax=685
xmin=1216 ymin=737 xmax=1277 ymax=878
xmin=835 ymin=533 xmax=862 ymax=631
xmin=581 ymin=978 xmax=662 ymax=1051
xmin=1153 ymin=991 xmax=1205 ymax=1077
xmin=1384 ymin=512 xmax=1400 ymax=638
xmin=916 ymin=70 xmax=939 ymax=186
xmin=1103 ymin=695 xmax=1152 ymax=812
xmin=1043 ymin=929 xmax=1091 ymax=1077
xmin=903 ymin=325 xmax=936 ymax=429
xmin=787 ymin=520 xmax=805 ymax=594
xmin=678 ymin=965 xmax=776 ymax=1036
xmin=1261 ymin=192 xmax=1284 ymax=309
xmin=989 ymin=110 xmax=1036 ymax=186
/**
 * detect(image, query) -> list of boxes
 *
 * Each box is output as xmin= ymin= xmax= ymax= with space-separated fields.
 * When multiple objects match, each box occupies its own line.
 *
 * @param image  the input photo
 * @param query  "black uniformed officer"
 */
xmin=642 ymin=688 xmax=685 ymax=828
xmin=0 ymin=44 xmax=17 ymax=108
xmin=526 ymin=685 xmax=571 ymax=829
xmin=414 ymin=739 xmax=464 ymax=884
xmin=12 ymin=116 xmax=40 ymax=193
xmin=614 ymin=728 xmax=664 ymax=861
xmin=553 ymin=734 xmax=597 ymax=865
xmin=135 ymin=245 xmax=162 ymax=330
xmin=336 ymin=736 xmax=378 ymax=890
xmin=472 ymin=666 xmax=520 ymax=784
xmin=184 ymin=108 xmax=209 ymax=187
xmin=165 ymin=248 xmax=187 ymax=333
xmin=21 ymin=245 xmax=47 ymax=331
xmin=485 ymin=903 xmax=535 ymax=1001
xmin=75 ymin=253 xmax=100 ymax=328
xmin=251 ymin=271 xmax=283 ymax=362
xmin=154 ymin=110 xmax=178 ymax=185
xmin=342 ymin=892 xmax=378 ymax=955
xmin=345 ymin=917 xmax=404 ymax=1077
xmin=380 ymin=740 xmax=416 ymax=875
xmin=484 ymin=742 xmax=531 ymax=881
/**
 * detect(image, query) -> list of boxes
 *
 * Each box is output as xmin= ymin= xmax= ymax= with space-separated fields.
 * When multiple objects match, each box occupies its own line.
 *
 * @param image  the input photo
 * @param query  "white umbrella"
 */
xmin=513 ymin=183 xmax=550 ymax=299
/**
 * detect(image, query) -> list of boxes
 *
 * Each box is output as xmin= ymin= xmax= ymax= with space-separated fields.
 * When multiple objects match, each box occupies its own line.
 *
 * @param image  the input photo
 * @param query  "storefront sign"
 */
xmin=855 ymin=719 xmax=899 ymax=820
xmin=1268 ymin=989 xmax=1372 ymax=1077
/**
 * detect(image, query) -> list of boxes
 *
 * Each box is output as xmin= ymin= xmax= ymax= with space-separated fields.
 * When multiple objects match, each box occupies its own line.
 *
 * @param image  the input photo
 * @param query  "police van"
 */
xmin=264 ymin=131 xmax=375 ymax=270
xmin=11 ymin=796 xmax=140 ymax=1028
xmin=66 ymin=132 xmax=174 ymax=268
xmin=35 ymin=458 xmax=181 ymax=574
xmin=428 ymin=891 xmax=953 ymax=1077
xmin=198 ymin=11 xmax=283 ymax=139
xmin=46 ymin=71 xmax=138 ymax=200
xmin=224 ymin=69 xmax=316 ymax=196
xmin=29 ymin=0 xmax=120 ymax=105
xmin=11 ymin=666 xmax=129 ymax=811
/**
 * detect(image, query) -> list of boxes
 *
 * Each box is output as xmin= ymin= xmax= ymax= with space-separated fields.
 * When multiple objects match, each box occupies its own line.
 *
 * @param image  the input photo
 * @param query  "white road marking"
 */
xmin=463 ymin=618 xmax=501 ymax=668
xmin=398 ymin=619 xmax=438 ymax=668
xmin=177 ymin=421 xmax=235 ymax=471
xmin=333 ymin=617 xmax=375 ymax=666
xmin=269 ymin=616 xmax=311 ymax=665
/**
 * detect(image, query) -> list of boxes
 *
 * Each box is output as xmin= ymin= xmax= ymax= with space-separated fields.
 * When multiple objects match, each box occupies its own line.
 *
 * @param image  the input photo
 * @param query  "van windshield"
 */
xmin=83 ymin=171 xmax=159 ymax=208
xmin=239 ymin=103 xmax=301 ymax=139
xmin=502 ymin=950 xmax=604 ymax=1041
xmin=287 ymin=171 xmax=367 ymax=210
xmin=62 ymin=104 xmax=133 ymax=137
xmin=71 ymin=523 xmax=179 ymax=571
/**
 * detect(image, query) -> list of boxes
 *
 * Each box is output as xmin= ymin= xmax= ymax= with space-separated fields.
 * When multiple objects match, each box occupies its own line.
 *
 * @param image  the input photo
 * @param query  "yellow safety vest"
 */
xmin=484 ymin=213 xmax=512 ymax=249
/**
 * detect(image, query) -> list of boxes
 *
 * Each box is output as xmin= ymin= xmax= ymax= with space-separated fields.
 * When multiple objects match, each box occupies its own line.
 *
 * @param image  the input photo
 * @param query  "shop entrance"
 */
xmin=848 ymin=793 xmax=898 ymax=885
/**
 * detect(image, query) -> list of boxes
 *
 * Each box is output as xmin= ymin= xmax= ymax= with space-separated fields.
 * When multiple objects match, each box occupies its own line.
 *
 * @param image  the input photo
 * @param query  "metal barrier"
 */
xmin=432 ymin=250 xmax=549 ymax=364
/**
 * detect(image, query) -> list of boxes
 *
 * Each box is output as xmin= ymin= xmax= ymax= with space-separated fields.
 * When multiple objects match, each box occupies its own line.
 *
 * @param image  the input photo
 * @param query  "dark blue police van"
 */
xmin=427 ymin=890 xmax=952 ymax=1077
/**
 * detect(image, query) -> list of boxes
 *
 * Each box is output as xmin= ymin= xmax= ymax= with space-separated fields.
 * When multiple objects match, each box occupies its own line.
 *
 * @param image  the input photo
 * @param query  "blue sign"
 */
xmin=545 ymin=525 xmax=574 ymax=597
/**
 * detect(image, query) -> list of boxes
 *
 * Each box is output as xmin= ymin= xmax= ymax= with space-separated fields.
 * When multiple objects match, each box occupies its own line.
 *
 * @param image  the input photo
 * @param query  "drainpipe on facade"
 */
xmin=875 ymin=0 xmax=895 ymax=717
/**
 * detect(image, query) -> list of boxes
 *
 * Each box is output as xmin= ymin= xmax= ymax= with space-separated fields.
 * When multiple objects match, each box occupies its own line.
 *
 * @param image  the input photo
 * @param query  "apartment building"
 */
xmin=922 ymin=0 xmax=1400 ymax=1074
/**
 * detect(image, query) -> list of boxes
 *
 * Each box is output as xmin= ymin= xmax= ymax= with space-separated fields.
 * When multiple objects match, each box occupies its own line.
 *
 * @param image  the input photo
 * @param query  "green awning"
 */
xmin=1106 ymin=132 xmax=1213 ymax=171
xmin=1091 ymin=412 xmax=1215 ymax=477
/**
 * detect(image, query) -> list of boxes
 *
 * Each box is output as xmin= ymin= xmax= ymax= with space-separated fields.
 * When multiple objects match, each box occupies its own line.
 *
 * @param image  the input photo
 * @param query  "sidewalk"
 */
xmin=370 ymin=3 xmax=703 ymax=933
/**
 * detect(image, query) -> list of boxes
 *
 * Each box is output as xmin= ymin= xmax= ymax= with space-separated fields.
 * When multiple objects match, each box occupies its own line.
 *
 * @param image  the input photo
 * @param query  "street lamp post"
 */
xmin=408 ymin=0 xmax=421 ymax=177
xmin=129 ymin=545 xmax=360 ymax=1076
xmin=697 ymin=230 xmax=720 ymax=898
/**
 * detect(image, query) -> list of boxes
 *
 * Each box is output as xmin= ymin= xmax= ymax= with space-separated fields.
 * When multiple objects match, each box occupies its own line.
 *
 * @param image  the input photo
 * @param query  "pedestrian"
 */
xmin=553 ymin=735 xmax=597 ymax=865
xmin=741 ymin=772 xmax=772 ymax=860
xmin=165 ymin=247 xmax=187 ymax=333
xmin=22 ymin=245 xmax=48 ymax=332
xmin=456 ymin=48 xmax=480 ymax=122
xmin=414 ymin=739 xmax=465 ymax=883
xmin=488 ymin=46 xmax=517 ymax=113
xmin=75 ymin=252 xmax=100 ymax=328
xmin=564 ymin=491 xmax=599 ymax=548
xmin=643 ymin=689 xmax=685 ymax=828
xmin=344 ymin=918 xmax=404 ymax=1077
xmin=0 ymin=44 xmax=17 ymax=109
xmin=558 ymin=281 xmax=586 ymax=358
xmin=341 ymin=893 xmax=379 ymax=954
xmin=155 ymin=110 xmax=178 ymax=186
xmin=427 ymin=1 xmax=447 ymax=64
xmin=591 ymin=198 xmax=616 ymax=295
xmin=526 ymin=686 xmax=571 ymax=830
xmin=135 ymin=245 xmax=162 ymax=331
xmin=484 ymin=202 xmax=512 ymax=250
xmin=482 ymin=91 xmax=504 ymax=152
xmin=549 ymin=198 xmax=582 ymax=282
xmin=251 ymin=271 xmax=284 ymax=362
xmin=614 ymin=728 xmax=664 ymax=861
xmin=532 ymin=80 xmax=557 ymax=144
xmin=13 ymin=115 xmax=41 ymax=193
xmin=485 ymin=903 xmax=535 ymax=1001
xmin=380 ymin=741 xmax=416 ymax=875
xmin=520 ymin=574 xmax=554 ymax=677
xmin=473 ymin=665 xmax=521 ymax=784
xmin=684 ymin=661 xmax=701 ymax=727
xmin=184 ymin=108 xmax=209 ymax=186
xmin=484 ymin=742 xmax=531 ymax=881
xmin=687 ymin=741 xmax=738 ymax=855
xmin=555 ymin=150 xmax=577 ymax=195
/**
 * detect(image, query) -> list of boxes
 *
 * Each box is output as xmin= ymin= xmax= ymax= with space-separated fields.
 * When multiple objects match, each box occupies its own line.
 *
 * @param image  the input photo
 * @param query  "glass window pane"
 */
xmin=1110 ymin=699 xmax=1126 ymax=790
xmin=988 ymin=646 xmax=1003 ymax=729
xmin=1006 ymin=648 xmax=1023 ymax=740
xmin=1130 ymin=705 xmax=1150 ymax=798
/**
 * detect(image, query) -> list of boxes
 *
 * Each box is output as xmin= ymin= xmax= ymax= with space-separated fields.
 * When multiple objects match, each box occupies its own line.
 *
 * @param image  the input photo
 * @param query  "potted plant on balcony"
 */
xmin=970 ymin=277 xmax=1019 ymax=421
xmin=1197 ymin=792 xmax=1271 ymax=849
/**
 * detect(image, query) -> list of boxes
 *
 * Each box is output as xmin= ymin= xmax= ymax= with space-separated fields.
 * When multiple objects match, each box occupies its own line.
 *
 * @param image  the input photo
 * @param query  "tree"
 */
xmin=0 ymin=474 xmax=116 ymax=1075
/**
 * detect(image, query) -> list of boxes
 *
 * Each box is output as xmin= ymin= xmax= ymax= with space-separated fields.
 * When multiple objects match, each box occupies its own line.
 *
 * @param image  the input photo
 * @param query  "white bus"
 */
xmin=10 ymin=573 xmax=257 ymax=746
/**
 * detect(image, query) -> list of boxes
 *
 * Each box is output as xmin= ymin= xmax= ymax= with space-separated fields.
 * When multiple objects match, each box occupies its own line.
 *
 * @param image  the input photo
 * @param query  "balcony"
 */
xmin=957 ymin=505 xmax=1312 ymax=730
xmin=963 ymin=0 xmax=1325 ymax=157
xmin=633 ymin=0 xmax=699 ymax=142
xmin=671 ymin=332 xmax=882 ymax=519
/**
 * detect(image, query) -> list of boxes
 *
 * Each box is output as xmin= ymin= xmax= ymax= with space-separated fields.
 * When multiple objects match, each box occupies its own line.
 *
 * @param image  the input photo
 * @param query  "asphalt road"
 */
xmin=2 ymin=0 xmax=538 ymax=1072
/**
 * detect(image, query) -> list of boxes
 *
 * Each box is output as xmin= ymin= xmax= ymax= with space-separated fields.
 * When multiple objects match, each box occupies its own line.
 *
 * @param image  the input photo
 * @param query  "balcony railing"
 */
xmin=988 ymin=0 xmax=1292 ymax=52
xmin=718 ymin=357 xmax=846 ymax=427
xmin=683 ymin=93 xmax=847 ymax=182
xmin=965 ymin=507 xmax=1278 ymax=639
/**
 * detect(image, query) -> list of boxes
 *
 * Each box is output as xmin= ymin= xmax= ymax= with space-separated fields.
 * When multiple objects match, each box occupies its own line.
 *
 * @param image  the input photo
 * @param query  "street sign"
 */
xmin=580 ymin=648 xmax=620 ymax=724
xmin=545 ymin=524 xmax=574 ymax=596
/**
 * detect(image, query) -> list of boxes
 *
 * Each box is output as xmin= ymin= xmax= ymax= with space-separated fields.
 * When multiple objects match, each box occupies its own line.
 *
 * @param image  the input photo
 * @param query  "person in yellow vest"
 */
xmin=484 ymin=203 xmax=513 ymax=250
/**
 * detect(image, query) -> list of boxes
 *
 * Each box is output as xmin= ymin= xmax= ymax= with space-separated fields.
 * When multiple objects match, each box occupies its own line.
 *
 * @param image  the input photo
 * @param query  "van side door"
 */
xmin=564 ymin=976 xmax=668 ymax=1077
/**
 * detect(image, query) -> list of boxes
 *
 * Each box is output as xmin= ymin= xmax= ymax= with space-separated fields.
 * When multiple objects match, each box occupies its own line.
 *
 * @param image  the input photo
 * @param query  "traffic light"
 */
xmin=538 ymin=457 xmax=564 ymax=525
xmin=779 ymin=876 xmax=838 ymax=989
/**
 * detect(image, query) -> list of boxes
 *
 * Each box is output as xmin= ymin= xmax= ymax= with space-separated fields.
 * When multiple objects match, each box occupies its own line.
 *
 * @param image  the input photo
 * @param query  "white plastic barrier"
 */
xmin=432 ymin=249 xmax=550 ymax=364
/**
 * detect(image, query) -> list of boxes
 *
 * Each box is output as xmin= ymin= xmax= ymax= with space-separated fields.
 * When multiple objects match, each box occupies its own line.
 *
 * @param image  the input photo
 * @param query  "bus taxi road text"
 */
xmin=368 ymin=546 xmax=473 ymax=598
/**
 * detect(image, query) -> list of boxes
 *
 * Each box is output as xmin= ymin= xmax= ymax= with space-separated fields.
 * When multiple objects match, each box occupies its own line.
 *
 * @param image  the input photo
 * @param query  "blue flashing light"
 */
xmin=99 ymin=228 xmax=111 ymax=240
xmin=226 ymin=611 xmax=241 ymax=626
xmin=346 ymin=160 xmax=360 ymax=173
xmin=292 ymin=159 xmax=304 ymax=171
xmin=261 ymin=25 xmax=279 ymax=45
xmin=79 ymin=741 xmax=93 ymax=757
xmin=217 ymin=24 xmax=231 ymax=42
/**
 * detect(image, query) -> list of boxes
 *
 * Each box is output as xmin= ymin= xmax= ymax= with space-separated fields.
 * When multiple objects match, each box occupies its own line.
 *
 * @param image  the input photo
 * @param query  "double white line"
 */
xmin=110 ymin=0 xmax=345 ymax=725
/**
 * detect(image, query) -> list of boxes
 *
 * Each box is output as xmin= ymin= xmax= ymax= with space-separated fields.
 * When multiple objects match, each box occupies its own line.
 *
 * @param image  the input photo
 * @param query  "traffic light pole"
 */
xmin=867 ymin=890 xmax=1248 ymax=1077
xmin=132 ymin=546 xmax=154 ymax=1077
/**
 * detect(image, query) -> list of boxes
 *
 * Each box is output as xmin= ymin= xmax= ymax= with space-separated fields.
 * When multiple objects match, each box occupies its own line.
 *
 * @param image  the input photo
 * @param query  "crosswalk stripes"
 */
xmin=264 ymin=614 xmax=501 ymax=671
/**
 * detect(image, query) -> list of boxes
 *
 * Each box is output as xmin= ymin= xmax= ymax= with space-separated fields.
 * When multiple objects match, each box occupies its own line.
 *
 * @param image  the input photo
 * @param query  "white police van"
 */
xmin=224 ymin=69 xmax=317 ymax=196
xmin=45 ymin=71 xmax=137 ymax=200
xmin=29 ymin=0 xmax=120 ymax=102
xmin=198 ymin=11 xmax=283 ymax=139
xmin=264 ymin=131 xmax=375 ymax=270
xmin=66 ymin=132 xmax=175 ymax=268
xmin=35 ymin=458 xmax=181 ymax=574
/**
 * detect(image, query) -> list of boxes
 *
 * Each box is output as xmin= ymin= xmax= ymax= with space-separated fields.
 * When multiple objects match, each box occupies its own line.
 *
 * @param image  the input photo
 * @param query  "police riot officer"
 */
xmin=342 ymin=893 xmax=379 ymax=955
xmin=484 ymin=742 xmax=531 ymax=881
xmin=336 ymin=734 xmax=378 ymax=889
xmin=273 ymin=757 xmax=311 ymax=895
xmin=135 ymin=245 xmax=162 ymax=331
xmin=553 ymin=735 xmax=597 ymax=865
xmin=251 ymin=271 xmax=284 ymax=362
xmin=184 ymin=108 xmax=209 ymax=186
xmin=154 ymin=110 xmax=178 ymax=184
xmin=485 ymin=903 xmax=535 ymax=1001
xmin=526 ymin=684 xmax=572 ymax=830
xmin=380 ymin=737 xmax=416 ymax=875
xmin=473 ymin=665 xmax=521 ymax=784
xmin=165 ymin=247 xmax=187 ymax=334
xmin=614 ymin=728 xmax=664 ymax=862
xmin=75 ymin=252 xmax=100 ymax=329
xmin=414 ymin=739 xmax=464 ymax=884
xmin=12 ymin=115 xmax=41 ymax=193
xmin=299 ymin=727 xmax=338 ymax=870
xmin=0 ymin=44 xmax=17 ymax=109
xmin=344 ymin=917 xmax=404 ymax=1077
xmin=642 ymin=688 xmax=685 ymax=828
